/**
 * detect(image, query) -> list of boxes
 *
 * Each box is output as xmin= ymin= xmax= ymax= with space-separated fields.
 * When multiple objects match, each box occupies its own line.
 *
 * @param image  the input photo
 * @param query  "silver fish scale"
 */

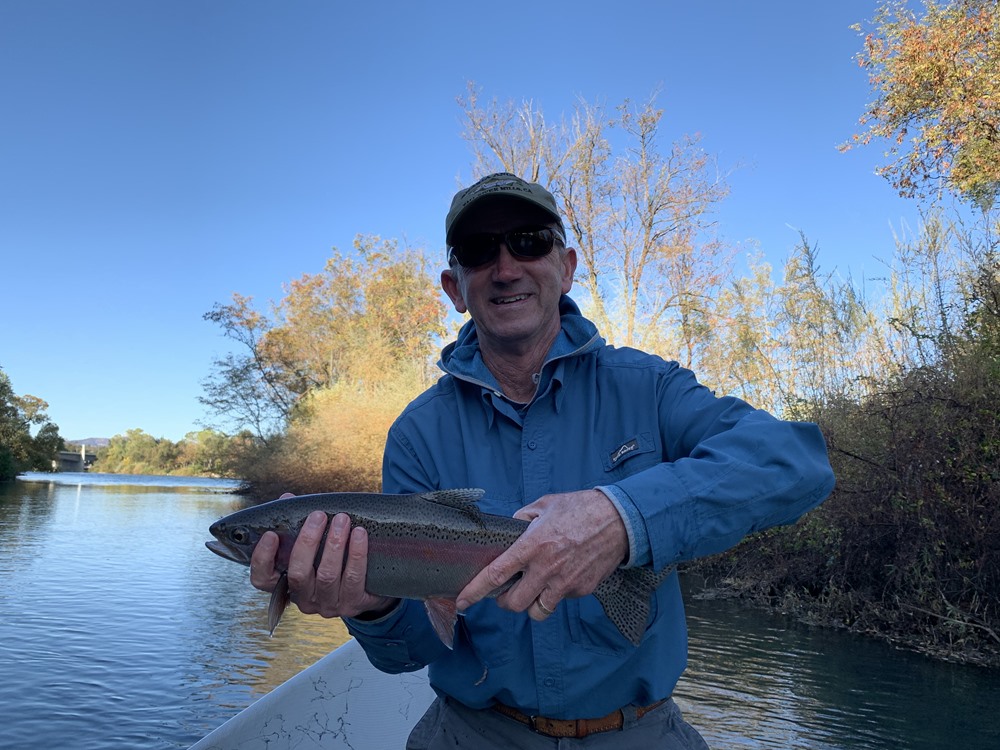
xmin=347 ymin=498 xmax=527 ymax=599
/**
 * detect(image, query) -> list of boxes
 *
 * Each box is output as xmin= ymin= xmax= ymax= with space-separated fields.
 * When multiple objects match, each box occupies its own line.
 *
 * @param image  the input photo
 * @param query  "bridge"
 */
xmin=54 ymin=445 xmax=98 ymax=472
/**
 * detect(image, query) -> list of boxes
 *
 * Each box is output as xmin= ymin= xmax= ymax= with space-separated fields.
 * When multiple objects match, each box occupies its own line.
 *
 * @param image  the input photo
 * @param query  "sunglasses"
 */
xmin=449 ymin=226 xmax=563 ymax=268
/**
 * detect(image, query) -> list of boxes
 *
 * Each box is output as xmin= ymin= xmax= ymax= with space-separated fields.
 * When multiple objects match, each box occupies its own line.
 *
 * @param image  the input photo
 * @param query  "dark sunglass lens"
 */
xmin=453 ymin=234 xmax=500 ymax=267
xmin=508 ymin=228 xmax=554 ymax=258
xmin=452 ymin=228 xmax=555 ymax=267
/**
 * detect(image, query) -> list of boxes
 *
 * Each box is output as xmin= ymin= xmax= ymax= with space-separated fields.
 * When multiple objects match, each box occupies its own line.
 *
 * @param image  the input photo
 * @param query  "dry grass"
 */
xmin=237 ymin=370 xmax=429 ymax=499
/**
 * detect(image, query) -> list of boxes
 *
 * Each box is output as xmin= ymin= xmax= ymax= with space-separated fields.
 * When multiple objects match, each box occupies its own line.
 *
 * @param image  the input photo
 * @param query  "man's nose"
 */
xmin=492 ymin=243 xmax=523 ymax=278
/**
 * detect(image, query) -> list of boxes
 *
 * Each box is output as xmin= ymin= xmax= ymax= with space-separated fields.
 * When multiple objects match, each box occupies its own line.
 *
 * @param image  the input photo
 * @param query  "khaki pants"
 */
xmin=406 ymin=696 xmax=710 ymax=749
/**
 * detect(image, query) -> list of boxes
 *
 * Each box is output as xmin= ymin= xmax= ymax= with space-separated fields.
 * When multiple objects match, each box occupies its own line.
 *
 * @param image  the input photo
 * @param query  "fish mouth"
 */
xmin=205 ymin=539 xmax=251 ymax=565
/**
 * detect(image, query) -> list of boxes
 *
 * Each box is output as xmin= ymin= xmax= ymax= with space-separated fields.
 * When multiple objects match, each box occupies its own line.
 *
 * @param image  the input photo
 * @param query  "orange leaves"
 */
xmin=845 ymin=0 xmax=1000 ymax=203
xmin=263 ymin=235 xmax=447 ymax=394
xmin=203 ymin=238 xmax=448 ymax=439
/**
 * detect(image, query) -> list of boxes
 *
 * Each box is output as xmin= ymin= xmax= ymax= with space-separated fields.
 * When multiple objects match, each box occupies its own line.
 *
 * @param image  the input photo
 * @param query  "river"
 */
xmin=1 ymin=473 xmax=996 ymax=749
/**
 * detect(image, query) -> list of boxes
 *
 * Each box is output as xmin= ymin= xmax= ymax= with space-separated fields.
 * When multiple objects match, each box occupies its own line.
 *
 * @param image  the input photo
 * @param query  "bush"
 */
xmin=695 ymin=337 xmax=1000 ymax=664
xmin=234 ymin=368 xmax=429 ymax=500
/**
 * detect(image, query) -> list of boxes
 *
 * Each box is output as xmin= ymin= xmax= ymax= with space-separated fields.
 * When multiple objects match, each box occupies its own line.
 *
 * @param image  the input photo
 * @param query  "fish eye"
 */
xmin=230 ymin=526 xmax=251 ymax=544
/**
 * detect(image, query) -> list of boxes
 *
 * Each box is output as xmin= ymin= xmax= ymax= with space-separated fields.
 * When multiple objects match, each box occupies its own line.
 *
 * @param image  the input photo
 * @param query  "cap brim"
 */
xmin=446 ymin=194 xmax=562 ymax=246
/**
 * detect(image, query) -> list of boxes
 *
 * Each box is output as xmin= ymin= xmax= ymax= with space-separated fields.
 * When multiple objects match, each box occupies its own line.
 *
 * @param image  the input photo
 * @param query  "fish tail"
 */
xmin=593 ymin=565 xmax=675 ymax=647
xmin=267 ymin=572 xmax=290 ymax=636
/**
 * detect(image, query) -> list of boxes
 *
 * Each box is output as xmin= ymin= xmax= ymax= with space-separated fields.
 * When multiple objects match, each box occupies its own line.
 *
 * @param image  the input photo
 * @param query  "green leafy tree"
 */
xmin=178 ymin=429 xmax=238 ymax=476
xmin=93 ymin=429 xmax=184 ymax=475
xmin=0 ymin=367 xmax=64 ymax=479
xmin=845 ymin=0 xmax=1000 ymax=206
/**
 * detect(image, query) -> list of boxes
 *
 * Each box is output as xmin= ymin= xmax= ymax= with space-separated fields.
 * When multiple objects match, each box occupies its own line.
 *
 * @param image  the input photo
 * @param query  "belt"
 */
xmin=492 ymin=698 xmax=669 ymax=739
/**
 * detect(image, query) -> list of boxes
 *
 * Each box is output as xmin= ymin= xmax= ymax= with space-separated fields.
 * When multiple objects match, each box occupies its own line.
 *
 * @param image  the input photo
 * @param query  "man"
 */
xmin=250 ymin=172 xmax=836 ymax=748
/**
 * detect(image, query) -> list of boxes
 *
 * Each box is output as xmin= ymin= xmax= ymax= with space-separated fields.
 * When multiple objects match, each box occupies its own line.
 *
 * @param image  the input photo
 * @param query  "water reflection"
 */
xmin=677 ymin=586 xmax=1000 ymax=749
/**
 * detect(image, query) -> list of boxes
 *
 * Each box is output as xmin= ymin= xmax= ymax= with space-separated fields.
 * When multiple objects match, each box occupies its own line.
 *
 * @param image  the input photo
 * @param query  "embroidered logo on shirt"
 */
xmin=609 ymin=438 xmax=639 ymax=466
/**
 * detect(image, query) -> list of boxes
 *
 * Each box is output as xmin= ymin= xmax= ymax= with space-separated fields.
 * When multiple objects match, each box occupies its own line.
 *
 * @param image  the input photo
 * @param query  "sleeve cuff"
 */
xmin=594 ymin=485 xmax=652 ymax=568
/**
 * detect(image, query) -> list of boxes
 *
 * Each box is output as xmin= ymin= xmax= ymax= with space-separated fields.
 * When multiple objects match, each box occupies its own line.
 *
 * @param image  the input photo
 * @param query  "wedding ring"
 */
xmin=535 ymin=597 xmax=555 ymax=616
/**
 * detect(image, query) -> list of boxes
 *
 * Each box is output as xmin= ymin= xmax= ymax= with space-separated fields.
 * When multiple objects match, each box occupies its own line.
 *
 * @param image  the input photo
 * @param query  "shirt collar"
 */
xmin=439 ymin=295 xmax=603 ymax=420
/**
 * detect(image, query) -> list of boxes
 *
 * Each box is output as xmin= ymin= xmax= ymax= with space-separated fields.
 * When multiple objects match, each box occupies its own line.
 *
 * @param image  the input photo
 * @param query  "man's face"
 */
xmin=442 ymin=200 xmax=576 ymax=357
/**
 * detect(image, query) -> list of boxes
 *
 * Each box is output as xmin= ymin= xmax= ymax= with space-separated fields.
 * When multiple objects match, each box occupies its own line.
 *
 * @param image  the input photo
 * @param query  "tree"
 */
xmin=95 ymin=429 xmax=182 ymax=475
xmin=201 ymin=293 xmax=296 ymax=442
xmin=459 ymin=85 xmax=734 ymax=352
xmin=845 ymin=0 xmax=1000 ymax=207
xmin=264 ymin=235 xmax=446 ymax=392
xmin=705 ymin=252 xmax=786 ymax=411
xmin=0 ymin=367 xmax=64 ymax=479
xmin=201 ymin=236 xmax=446 ymax=440
xmin=179 ymin=429 xmax=237 ymax=476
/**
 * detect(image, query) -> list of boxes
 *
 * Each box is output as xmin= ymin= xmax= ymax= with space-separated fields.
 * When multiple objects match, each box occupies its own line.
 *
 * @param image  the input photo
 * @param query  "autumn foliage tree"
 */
xmin=201 ymin=235 xmax=446 ymax=442
xmin=264 ymin=235 xmax=446 ymax=394
xmin=460 ymin=86 xmax=734 ymax=359
xmin=695 ymin=2 xmax=1000 ymax=660
xmin=458 ymin=86 xmax=883 ymax=414
xmin=845 ymin=0 xmax=1000 ymax=207
xmin=201 ymin=235 xmax=447 ymax=494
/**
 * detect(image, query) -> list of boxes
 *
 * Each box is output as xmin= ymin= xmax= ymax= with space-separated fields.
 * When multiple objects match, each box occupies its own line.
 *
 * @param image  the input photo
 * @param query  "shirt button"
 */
xmin=528 ymin=440 xmax=537 ymax=450
xmin=544 ymin=677 xmax=555 ymax=687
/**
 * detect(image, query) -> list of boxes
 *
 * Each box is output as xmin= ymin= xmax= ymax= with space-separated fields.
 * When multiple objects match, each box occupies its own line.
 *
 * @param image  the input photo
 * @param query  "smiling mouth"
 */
xmin=493 ymin=294 xmax=529 ymax=305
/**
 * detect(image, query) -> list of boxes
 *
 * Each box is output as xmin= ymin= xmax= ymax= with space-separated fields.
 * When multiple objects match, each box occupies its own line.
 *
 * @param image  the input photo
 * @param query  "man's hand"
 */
xmin=249 ymin=504 xmax=398 ymax=620
xmin=455 ymin=489 xmax=628 ymax=621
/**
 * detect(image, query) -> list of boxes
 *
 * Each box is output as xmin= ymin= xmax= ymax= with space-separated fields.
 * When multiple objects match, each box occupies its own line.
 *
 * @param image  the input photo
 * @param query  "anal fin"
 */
xmin=424 ymin=597 xmax=458 ymax=650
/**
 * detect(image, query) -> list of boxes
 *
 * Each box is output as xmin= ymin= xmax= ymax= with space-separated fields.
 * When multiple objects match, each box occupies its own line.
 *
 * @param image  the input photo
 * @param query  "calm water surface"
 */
xmin=1 ymin=473 xmax=997 ymax=749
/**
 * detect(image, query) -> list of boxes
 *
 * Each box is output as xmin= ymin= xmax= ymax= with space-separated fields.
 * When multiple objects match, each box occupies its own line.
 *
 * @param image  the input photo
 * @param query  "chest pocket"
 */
xmin=600 ymin=431 xmax=657 ymax=480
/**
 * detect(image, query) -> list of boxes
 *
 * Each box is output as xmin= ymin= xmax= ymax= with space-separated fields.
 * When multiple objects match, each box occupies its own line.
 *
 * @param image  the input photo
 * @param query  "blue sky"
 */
xmin=0 ymin=0 xmax=917 ymax=442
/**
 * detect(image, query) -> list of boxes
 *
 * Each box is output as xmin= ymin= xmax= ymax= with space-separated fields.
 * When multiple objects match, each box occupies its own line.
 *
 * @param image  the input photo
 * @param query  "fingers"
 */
xmin=529 ymin=589 xmax=557 ymax=622
xmin=461 ymin=490 xmax=629 ymax=618
xmin=284 ymin=511 xmax=329 ymax=606
xmin=340 ymin=526 xmax=371 ymax=603
xmin=311 ymin=514 xmax=353 ymax=614
xmin=512 ymin=502 xmax=542 ymax=523
xmin=286 ymin=511 xmax=340 ymax=615
xmin=456 ymin=537 xmax=531 ymax=611
xmin=280 ymin=512 xmax=397 ymax=620
xmin=250 ymin=530 xmax=281 ymax=590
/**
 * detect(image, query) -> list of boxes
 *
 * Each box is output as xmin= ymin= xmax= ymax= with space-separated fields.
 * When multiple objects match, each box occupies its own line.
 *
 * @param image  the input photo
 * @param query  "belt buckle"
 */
xmin=527 ymin=715 xmax=539 ymax=732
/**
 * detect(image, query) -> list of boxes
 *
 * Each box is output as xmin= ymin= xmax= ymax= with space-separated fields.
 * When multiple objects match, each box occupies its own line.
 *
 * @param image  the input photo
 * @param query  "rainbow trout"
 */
xmin=206 ymin=488 xmax=671 ymax=647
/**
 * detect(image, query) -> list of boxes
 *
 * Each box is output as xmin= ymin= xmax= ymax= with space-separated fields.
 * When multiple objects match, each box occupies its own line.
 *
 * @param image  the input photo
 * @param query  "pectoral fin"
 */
xmin=267 ymin=572 xmax=290 ymax=636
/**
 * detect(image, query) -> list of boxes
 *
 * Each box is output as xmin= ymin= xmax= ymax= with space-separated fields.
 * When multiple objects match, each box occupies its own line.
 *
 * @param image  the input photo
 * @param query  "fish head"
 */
xmin=206 ymin=518 xmax=267 ymax=566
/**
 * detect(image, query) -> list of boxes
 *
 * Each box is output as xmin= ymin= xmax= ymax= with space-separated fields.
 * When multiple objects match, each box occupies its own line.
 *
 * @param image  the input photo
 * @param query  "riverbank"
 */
xmin=687 ymin=566 xmax=1000 ymax=669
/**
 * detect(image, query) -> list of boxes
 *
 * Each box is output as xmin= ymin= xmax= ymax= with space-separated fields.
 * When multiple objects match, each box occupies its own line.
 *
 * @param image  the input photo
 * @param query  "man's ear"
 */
xmin=561 ymin=247 xmax=578 ymax=294
xmin=441 ymin=269 xmax=468 ymax=314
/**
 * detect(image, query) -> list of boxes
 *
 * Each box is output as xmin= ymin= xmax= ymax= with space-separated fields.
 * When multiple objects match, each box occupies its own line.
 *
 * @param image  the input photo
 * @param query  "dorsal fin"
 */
xmin=421 ymin=488 xmax=487 ymax=525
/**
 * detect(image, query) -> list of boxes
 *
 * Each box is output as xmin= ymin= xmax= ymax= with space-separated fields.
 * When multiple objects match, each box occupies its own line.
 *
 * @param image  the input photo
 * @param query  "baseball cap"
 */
xmin=445 ymin=172 xmax=563 ymax=247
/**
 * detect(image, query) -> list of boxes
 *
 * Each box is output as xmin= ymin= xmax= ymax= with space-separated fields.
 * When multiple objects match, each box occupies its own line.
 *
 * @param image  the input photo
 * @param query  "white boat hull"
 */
xmin=190 ymin=638 xmax=434 ymax=749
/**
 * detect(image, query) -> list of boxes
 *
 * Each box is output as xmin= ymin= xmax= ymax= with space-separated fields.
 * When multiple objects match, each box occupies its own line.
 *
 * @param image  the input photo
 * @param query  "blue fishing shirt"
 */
xmin=346 ymin=296 xmax=835 ymax=719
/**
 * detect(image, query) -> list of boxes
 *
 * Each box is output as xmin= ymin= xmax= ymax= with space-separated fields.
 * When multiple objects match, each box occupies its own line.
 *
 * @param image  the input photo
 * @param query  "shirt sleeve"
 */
xmin=606 ymin=367 xmax=835 ymax=573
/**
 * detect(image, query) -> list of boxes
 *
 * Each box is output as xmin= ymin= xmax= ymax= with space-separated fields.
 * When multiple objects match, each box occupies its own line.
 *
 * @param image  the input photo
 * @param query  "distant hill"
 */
xmin=66 ymin=437 xmax=110 ymax=448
